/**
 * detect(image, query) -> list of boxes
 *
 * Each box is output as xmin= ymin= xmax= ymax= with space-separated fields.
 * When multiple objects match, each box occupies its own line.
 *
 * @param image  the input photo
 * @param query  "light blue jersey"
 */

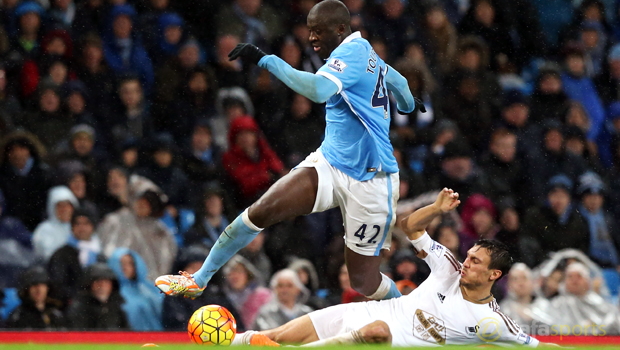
xmin=316 ymin=32 xmax=397 ymax=181
xmin=258 ymin=31 xmax=415 ymax=181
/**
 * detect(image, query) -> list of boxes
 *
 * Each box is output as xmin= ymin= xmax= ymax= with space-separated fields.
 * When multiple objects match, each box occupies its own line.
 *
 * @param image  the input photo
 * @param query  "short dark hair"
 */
xmin=475 ymin=239 xmax=512 ymax=281
xmin=71 ymin=208 xmax=94 ymax=226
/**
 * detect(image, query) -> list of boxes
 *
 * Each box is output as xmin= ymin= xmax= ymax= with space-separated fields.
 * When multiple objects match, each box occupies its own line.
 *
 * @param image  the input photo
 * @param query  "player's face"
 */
xmin=460 ymin=246 xmax=499 ymax=288
xmin=307 ymin=15 xmax=342 ymax=60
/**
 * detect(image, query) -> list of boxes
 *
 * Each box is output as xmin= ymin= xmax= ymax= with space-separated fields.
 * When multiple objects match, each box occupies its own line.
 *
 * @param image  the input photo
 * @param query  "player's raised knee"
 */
xmin=360 ymin=321 xmax=392 ymax=344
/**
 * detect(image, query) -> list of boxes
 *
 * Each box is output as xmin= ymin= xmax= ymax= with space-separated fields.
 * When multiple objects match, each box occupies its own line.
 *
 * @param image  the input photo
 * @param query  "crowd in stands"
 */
xmin=1 ymin=0 xmax=620 ymax=335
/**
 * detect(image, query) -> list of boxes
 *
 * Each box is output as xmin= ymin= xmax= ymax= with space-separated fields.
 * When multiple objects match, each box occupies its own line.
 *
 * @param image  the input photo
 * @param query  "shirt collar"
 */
xmin=339 ymin=31 xmax=362 ymax=47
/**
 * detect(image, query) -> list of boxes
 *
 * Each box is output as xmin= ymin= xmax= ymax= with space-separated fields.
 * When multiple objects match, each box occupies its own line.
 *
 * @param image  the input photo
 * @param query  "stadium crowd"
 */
xmin=1 ymin=0 xmax=620 ymax=336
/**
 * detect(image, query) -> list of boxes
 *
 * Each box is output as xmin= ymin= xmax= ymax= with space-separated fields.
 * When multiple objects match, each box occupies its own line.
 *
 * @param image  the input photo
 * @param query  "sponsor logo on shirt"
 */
xmin=328 ymin=58 xmax=348 ymax=73
xmin=476 ymin=317 xmax=502 ymax=342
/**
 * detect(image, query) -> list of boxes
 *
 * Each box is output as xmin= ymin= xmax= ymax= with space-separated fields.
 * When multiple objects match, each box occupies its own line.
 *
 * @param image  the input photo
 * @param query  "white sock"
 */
xmin=301 ymin=330 xmax=365 ymax=347
xmin=232 ymin=331 xmax=256 ymax=346
xmin=365 ymin=273 xmax=392 ymax=300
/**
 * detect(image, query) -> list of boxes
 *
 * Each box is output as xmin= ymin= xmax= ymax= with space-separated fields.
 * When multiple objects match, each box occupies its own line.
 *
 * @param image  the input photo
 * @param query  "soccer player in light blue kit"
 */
xmin=156 ymin=0 xmax=425 ymax=301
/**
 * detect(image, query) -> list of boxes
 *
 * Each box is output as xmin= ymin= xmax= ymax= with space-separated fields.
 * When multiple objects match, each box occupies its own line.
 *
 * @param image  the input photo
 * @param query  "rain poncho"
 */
xmin=32 ymin=186 xmax=78 ymax=261
xmin=108 ymin=248 xmax=163 ymax=331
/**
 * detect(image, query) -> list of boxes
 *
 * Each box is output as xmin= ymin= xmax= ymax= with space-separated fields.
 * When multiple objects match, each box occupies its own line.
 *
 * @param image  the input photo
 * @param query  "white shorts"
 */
xmin=308 ymin=300 xmax=416 ymax=347
xmin=295 ymin=149 xmax=399 ymax=256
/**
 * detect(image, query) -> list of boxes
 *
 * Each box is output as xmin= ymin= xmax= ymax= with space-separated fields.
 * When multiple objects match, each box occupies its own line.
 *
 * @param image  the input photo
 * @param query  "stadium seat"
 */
xmin=602 ymin=268 xmax=620 ymax=297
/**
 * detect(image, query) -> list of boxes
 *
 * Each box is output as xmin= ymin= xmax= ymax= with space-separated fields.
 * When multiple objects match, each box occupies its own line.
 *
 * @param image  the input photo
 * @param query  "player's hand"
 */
xmin=397 ymin=97 xmax=426 ymax=115
xmin=228 ymin=43 xmax=266 ymax=65
xmin=434 ymin=188 xmax=460 ymax=213
xmin=414 ymin=97 xmax=426 ymax=113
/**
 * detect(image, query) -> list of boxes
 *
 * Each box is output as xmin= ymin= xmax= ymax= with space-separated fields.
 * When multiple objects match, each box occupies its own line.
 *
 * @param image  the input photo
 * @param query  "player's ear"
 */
xmin=489 ymin=269 xmax=502 ymax=282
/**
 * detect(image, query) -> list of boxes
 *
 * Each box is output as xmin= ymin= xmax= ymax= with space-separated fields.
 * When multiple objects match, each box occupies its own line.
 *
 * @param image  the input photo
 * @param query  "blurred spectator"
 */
xmin=0 ymin=131 xmax=50 ymax=230
xmin=529 ymin=120 xmax=588 ymax=201
xmin=165 ymin=67 xmax=217 ymax=142
xmin=496 ymin=89 xmax=541 ymax=165
xmin=53 ymin=123 xmax=106 ymax=186
xmin=75 ymin=33 xmax=115 ymax=119
xmin=480 ymin=128 xmax=527 ymax=205
xmin=442 ymin=70 xmax=494 ymax=151
xmin=595 ymin=43 xmax=620 ymax=104
xmin=417 ymin=4 xmax=457 ymax=77
xmin=545 ymin=262 xmax=620 ymax=334
xmin=252 ymin=269 xmax=312 ymax=331
xmin=0 ymin=188 xmax=31 ymax=253
xmin=185 ymin=186 xmax=229 ymax=249
xmin=137 ymin=133 xmax=189 ymax=207
xmin=338 ymin=263 xmax=367 ymax=304
xmin=55 ymin=161 xmax=99 ymax=221
xmin=576 ymin=172 xmax=620 ymax=268
xmin=222 ymin=255 xmax=271 ymax=329
xmin=458 ymin=0 xmax=516 ymax=71
xmin=389 ymin=249 xmax=422 ymax=287
xmin=426 ymin=140 xmax=490 ymax=204
xmin=212 ymin=34 xmax=245 ymax=88
xmin=288 ymin=258 xmax=326 ymax=310
xmin=8 ymin=2 xmax=45 ymax=75
xmin=67 ymin=262 xmax=129 ymax=330
xmin=72 ymin=0 xmax=108 ymax=34
xmin=432 ymin=223 xmax=461 ymax=261
xmin=153 ymin=37 xmax=206 ymax=110
xmin=368 ymin=0 xmax=415 ymax=59
xmin=6 ymin=266 xmax=65 ymax=329
xmin=459 ymin=194 xmax=499 ymax=247
xmin=32 ymin=186 xmax=78 ymax=261
xmin=500 ymin=263 xmax=539 ymax=327
xmin=97 ymin=178 xmax=177 ymax=280
xmin=161 ymin=245 xmax=244 ymax=331
xmin=138 ymin=0 xmax=174 ymax=53
xmin=102 ymin=4 xmax=154 ymax=92
xmin=48 ymin=209 xmax=101 ymax=305
xmin=0 ymin=188 xmax=33 ymax=289
xmin=180 ymin=121 xmax=222 ymax=186
xmin=49 ymin=0 xmax=78 ymax=29
xmin=564 ymin=125 xmax=603 ymax=172
xmin=494 ymin=197 xmax=527 ymax=265
xmin=21 ymin=82 xmax=72 ymax=150
xmin=0 ymin=64 xmax=21 ymax=136
xmin=149 ymin=13 xmax=186 ymax=64
xmin=212 ymin=87 xmax=255 ymax=150
xmin=97 ymin=166 xmax=129 ymax=217
xmin=215 ymin=0 xmax=283 ymax=48
xmin=522 ymin=174 xmax=589 ymax=263
xmin=61 ymin=82 xmax=98 ymax=131
xmin=561 ymin=43 xmax=606 ymax=142
xmin=529 ymin=63 xmax=570 ymax=123
xmin=109 ymin=76 xmax=153 ymax=146
xmin=108 ymin=248 xmax=163 ymax=331
xmin=280 ymin=94 xmax=324 ymax=167
xmin=222 ymin=116 xmax=285 ymax=207
xmin=240 ymin=232 xmax=272 ymax=284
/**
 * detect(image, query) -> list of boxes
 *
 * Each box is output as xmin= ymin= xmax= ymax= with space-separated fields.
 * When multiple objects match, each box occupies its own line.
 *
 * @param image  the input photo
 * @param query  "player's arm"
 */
xmin=398 ymin=188 xmax=460 ymax=241
xmin=227 ymin=43 xmax=339 ymax=104
xmin=258 ymin=55 xmax=339 ymax=103
xmin=385 ymin=65 xmax=426 ymax=114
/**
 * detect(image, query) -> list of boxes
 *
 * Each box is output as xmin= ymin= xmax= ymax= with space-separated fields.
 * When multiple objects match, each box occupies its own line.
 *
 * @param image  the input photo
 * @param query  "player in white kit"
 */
xmin=234 ymin=188 xmax=553 ymax=347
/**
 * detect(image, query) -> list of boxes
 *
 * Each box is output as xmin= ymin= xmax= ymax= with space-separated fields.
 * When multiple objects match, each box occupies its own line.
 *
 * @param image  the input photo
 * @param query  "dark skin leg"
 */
xmin=247 ymin=167 xmax=318 ymax=228
xmin=247 ymin=169 xmax=383 ymax=297
xmin=345 ymin=247 xmax=383 ymax=296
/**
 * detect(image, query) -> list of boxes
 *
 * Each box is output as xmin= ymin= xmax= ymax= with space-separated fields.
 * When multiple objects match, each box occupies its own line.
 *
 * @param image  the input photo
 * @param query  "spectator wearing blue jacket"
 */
xmin=108 ymin=247 xmax=163 ymax=331
xmin=102 ymin=5 xmax=154 ymax=94
xmin=561 ymin=43 xmax=606 ymax=144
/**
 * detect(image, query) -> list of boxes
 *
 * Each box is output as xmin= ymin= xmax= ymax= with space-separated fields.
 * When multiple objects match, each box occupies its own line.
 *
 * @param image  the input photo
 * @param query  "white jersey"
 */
xmin=308 ymin=232 xmax=539 ymax=347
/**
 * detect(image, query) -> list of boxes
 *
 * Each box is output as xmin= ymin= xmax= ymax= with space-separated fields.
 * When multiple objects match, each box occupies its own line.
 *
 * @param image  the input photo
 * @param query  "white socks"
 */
xmin=366 ymin=273 xmax=392 ymax=300
xmin=232 ymin=331 xmax=256 ymax=346
xmin=301 ymin=330 xmax=365 ymax=347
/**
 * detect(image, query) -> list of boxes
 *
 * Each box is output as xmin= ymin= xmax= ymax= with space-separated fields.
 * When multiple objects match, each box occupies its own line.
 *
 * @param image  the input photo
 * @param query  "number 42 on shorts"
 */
xmin=354 ymin=224 xmax=381 ymax=243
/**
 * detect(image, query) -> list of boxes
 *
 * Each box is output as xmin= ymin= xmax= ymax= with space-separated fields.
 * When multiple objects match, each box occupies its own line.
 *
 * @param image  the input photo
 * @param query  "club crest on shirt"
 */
xmin=517 ymin=333 xmax=532 ymax=345
xmin=413 ymin=309 xmax=446 ymax=345
xmin=328 ymin=58 xmax=348 ymax=73
xmin=465 ymin=325 xmax=479 ymax=337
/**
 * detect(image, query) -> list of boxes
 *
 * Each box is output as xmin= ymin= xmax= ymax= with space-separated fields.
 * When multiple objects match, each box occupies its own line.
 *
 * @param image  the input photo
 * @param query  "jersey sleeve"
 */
xmin=316 ymin=42 xmax=367 ymax=94
xmin=409 ymin=232 xmax=462 ymax=278
xmin=493 ymin=310 xmax=540 ymax=347
xmin=385 ymin=65 xmax=415 ymax=113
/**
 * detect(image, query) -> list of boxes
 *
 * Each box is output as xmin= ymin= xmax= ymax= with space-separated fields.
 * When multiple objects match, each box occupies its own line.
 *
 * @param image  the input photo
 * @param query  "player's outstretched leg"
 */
xmin=345 ymin=248 xmax=402 ymax=300
xmin=156 ymin=168 xmax=318 ymax=298
xmin=302 ymin=321 xmax=392 ymax=346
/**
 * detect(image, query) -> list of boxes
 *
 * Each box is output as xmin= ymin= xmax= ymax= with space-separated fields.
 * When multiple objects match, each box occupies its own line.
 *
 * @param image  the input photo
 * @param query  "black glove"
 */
xmin=228 ymin=43 xmax=266 ymax=65
xmin=398 ymin=97 xmax=426 ymax=115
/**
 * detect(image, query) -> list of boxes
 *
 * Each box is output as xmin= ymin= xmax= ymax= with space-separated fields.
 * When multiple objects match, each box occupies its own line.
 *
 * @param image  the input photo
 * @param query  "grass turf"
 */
xmin=2 ymin=345 xmax=620 ymax=350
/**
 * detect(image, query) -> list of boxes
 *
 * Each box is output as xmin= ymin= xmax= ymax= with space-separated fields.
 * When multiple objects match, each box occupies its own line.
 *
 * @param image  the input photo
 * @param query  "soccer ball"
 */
xmin=188 ymin=305 xmax=237 ymax=345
